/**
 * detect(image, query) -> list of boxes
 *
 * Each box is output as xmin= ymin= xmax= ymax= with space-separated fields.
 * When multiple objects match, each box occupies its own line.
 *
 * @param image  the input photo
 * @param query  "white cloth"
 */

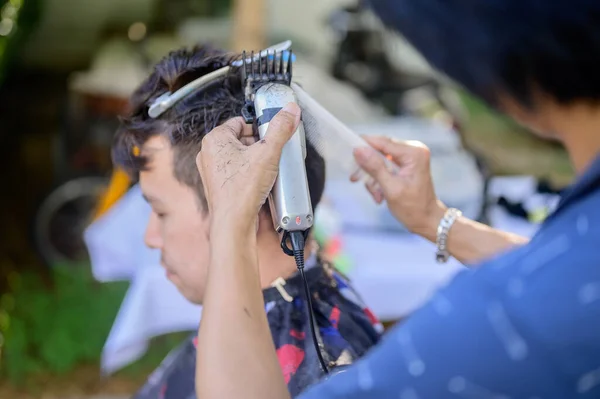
xmin=84 ymin=185 xmax=159 ymax=283
xmin=344 ymin=232 xmax=464 ymax=321
xmin=486 ymin=175 xmax=558 ymax=237
xmin=100 ymin=265 xmax=201 ymax=374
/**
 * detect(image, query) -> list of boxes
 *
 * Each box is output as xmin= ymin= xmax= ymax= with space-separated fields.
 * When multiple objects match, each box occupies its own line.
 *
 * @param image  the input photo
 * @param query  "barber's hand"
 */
xmin=353 ymin=137 xmax=447 ymax=237
xmin=196 ymin=103 xmax=301 ymax=226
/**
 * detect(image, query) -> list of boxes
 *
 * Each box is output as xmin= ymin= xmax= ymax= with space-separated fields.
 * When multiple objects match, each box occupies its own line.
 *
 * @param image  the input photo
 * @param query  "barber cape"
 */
xmin=133 ymin=258 xmax=383 ymax=399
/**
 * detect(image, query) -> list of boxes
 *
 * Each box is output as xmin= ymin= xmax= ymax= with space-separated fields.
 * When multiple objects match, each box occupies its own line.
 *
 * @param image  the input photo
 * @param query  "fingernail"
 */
xmin=282 ymin=102 xmax=301 ymax=120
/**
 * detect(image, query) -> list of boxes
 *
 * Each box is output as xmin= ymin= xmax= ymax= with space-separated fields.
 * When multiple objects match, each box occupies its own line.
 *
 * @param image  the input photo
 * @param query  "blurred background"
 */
xmin=0 ymin=0 xmax=574 ymax=398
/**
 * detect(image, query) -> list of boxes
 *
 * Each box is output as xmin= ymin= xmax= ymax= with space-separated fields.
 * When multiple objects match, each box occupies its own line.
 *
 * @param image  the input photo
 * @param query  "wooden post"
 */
xmin=231 ymin=0 xmax=267 ymax=52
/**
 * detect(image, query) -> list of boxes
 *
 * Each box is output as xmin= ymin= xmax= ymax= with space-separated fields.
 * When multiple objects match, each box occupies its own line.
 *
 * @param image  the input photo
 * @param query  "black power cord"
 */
xmin=286 ymin=230 xmax=330 ymax=375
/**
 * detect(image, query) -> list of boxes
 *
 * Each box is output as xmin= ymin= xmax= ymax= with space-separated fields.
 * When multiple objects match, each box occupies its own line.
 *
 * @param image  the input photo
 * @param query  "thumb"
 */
xmin=261 ymin=102 xmax=301 ymax=155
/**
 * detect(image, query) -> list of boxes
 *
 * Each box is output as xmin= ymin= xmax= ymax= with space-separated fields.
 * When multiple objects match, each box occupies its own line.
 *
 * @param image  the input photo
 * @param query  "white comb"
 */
xmin=292 ymin=83 xmax=399 ymax=188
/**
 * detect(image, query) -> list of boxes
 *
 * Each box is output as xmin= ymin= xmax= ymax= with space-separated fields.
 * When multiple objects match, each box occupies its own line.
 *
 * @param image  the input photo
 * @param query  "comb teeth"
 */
xmin=241 ymin=50 xmax=248 ymax=81
xmin=242 ymin=49 xmax=293 ymax=86
xmin=279 ymin=51 xmax=284 ymax=75
xmin=268 ymin=51 xmax=275 ymax=80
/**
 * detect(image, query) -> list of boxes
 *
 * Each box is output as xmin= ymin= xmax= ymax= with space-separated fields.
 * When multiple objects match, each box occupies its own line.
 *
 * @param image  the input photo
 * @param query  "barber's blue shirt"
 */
xmin=300 ymin=154 xmax=600 ymax=399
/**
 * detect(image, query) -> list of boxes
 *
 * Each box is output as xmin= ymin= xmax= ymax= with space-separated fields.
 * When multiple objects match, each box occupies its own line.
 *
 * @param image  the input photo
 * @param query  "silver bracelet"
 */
xmin=435 ymin=208 xmax=462 ymax=263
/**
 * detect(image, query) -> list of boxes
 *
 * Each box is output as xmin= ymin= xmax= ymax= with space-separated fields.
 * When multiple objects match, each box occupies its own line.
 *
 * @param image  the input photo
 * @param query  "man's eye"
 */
xmin=153 ymin=210 xmax=166 ymax=219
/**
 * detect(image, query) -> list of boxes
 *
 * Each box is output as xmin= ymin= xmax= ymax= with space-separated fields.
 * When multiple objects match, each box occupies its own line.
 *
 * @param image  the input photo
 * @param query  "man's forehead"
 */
xmin=140 ymin=135 xmax=176 ymax=172
xmin=141 ymin=135 xmax=171 ymax=158
xmin=139 ymin=135 xmax=174 ymax=197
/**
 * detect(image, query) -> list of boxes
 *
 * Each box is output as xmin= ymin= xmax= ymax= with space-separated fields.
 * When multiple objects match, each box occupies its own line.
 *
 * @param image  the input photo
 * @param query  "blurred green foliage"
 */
xmin=1 ymin=265 xmax=127 ymax=385
xmin=0 ymin=0 xmax=41 ymax=87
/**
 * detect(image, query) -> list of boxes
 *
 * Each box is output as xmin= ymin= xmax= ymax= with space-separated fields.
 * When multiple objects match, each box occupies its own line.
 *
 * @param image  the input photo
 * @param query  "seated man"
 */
xmin=111 ymin=45 xmax=382 ymax=399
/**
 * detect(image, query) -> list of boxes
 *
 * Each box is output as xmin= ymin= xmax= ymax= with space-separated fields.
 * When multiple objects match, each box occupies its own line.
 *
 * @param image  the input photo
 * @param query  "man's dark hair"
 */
xmin=112 ymin=45 xmax=325 ymax=211
xmin=368 ymin=0 xmax=600 ymax=108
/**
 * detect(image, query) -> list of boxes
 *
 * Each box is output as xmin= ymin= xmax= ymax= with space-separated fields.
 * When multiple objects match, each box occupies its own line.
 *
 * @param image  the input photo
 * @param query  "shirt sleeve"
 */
xmin=298 ymin=269 xmax=571 ymax=399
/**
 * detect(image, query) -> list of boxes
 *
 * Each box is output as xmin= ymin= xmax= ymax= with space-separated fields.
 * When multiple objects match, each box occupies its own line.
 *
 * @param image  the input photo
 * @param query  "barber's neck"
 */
xmin=255 ymin=211 xmax=308 ymax=289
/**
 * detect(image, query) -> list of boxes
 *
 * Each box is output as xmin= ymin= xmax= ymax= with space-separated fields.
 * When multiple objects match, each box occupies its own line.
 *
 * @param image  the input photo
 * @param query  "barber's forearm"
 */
xmin=418 ymin=202 xmax=529 ymax=265
xmin=196 ymin=213 xmax=290 ymax=399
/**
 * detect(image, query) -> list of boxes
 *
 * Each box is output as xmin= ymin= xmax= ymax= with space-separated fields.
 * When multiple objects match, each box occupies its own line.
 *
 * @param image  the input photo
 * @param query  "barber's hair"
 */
xmin=112 ymin=45 xmax=325 ymax=211
xmin=368 ymin=0 xmax=600 ymax=108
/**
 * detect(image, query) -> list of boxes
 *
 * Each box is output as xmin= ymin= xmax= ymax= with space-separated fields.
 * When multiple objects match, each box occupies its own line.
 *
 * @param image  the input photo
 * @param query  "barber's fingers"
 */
xmin=256 ymin=102 xmax=301 ymax=158
xmin=213 ymin=116 xmax=247 ymax=140
xmin=240 ymin=123 xmax=257 ymax=146
xmin=214 ymin=117 xmax=255 ymax=145
xmin=363 ymin=136 xmax=428 ymax=164
xmin=240 ymin=135 xmax=258 ymax=146
xmin=349 ymin=169 xmax=364 ymax=182
xmin=195 ymin=151 xmax=212 ymax=211
xmin=365 ymin=178 xmax=384 ymax=204
xmin=353 ymin=147 xmax=397 ymax=190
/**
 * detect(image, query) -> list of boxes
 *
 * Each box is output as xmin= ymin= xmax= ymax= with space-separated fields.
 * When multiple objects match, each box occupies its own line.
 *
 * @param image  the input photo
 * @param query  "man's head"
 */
xmin=112 ymin=45 xmax=325 ymax=303
xmin=368 ymin=0 xmax=600 ymax=138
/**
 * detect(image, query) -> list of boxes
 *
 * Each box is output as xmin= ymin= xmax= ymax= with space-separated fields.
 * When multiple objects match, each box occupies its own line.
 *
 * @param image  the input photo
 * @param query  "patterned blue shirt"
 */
xmin=300 ymin=154 xmax=600 ymax=399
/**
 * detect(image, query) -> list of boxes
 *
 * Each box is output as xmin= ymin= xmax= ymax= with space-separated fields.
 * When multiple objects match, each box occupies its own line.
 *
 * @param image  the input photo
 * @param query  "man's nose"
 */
xmin=144 ymin=212 xmax=162 ymax=249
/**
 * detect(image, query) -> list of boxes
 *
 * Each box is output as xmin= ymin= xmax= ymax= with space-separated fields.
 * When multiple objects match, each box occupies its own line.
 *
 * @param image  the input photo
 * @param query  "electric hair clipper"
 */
xmin=239 ymin=49 xmax=313 ymax=255
xmin=239 ymin=46 xmax=330 ymax=374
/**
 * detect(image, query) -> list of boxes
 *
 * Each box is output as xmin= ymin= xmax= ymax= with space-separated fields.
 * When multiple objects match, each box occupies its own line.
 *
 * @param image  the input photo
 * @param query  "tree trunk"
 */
xmin=231 ymin=0 xmax=267 ymax=52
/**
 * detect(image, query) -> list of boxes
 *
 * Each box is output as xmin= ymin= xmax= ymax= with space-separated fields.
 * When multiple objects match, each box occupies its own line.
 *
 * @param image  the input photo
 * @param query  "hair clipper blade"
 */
xmin=240 ymin=49 xmax=294 ymax=124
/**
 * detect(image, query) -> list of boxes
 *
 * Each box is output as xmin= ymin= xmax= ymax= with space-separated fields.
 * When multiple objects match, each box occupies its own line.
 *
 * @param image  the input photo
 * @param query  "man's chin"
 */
xmin=181 ymin=291 xmax=203 ymax=305
xmin=166 ymin=274 xmax=203 ymax=304
xmin=176 ymin=284 xmax=203 ymax=304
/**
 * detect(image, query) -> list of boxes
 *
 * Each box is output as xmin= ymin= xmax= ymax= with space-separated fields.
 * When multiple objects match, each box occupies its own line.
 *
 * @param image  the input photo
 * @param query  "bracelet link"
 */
xmin=435 ymin=208 xmax=462 ymax=263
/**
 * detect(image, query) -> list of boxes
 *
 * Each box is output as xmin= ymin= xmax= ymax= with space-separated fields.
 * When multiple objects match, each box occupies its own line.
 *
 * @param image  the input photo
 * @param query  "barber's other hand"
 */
xmin=196 ymin=103 xmax=301 ymax=226
xmin=353 ymin=137 xmax=446 ymax=237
